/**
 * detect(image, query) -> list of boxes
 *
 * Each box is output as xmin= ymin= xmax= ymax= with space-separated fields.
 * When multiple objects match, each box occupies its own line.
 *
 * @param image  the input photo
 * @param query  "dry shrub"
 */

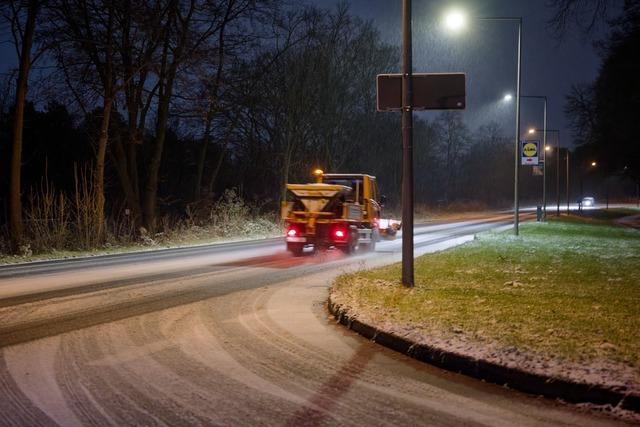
xmin=1 ymin=183 xmax=279 ymax=257
xmin=106 ymin=208 xmax=137 ymax=246
xmin=175 ymin=189 xmax=279 ymax=242
xmin=24 ymin=180 xmax=70 ymax=251
xmin=73 ymin=166 xmax=103 ymax=249
xmin=208 ymin=189 xmax=250 ymax=235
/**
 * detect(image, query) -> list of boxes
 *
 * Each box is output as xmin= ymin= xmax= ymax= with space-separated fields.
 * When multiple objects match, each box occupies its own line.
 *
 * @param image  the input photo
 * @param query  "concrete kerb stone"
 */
xmin=327 ymin=297 xmax=640 ymax=413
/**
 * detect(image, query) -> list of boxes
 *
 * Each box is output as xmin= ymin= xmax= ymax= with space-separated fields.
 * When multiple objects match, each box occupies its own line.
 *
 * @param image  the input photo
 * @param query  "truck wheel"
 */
xmin=340 ymin=234 xmax=357 ymax=255
xmin=287 ymin=242 xmax=304 ymax=256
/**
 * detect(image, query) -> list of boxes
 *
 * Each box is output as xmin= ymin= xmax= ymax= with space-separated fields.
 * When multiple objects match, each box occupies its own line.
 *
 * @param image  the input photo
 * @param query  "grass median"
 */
xmin=332 ymin=209 xmax=640 ymax=374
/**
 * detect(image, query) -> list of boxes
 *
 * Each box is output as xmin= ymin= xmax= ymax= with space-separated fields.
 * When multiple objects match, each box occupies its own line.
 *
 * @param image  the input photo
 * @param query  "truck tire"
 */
xmin=340 ymin=232 xmax=357 ymax=255
xmin=287 ymin=242 xmax=304 ymax=256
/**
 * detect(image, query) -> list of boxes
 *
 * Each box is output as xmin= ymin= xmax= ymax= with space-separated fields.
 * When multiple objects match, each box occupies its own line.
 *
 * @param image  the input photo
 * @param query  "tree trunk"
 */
xmin=142 ymin=0 xmax=189 ymax=232
xmin=205 ymin=143 xmax=227 ymax=195
xmin=194 ymin=112 xmax=213 ymax=200
xmin=94 ymin=96 xmax=112 ymax=241
xmin=143 ymin=88 xmax=171 ymax=232
xmin=110 ymin=135 xmax=142 ymax=227
xmin=9 ymin=0 xmax=38 ymax=252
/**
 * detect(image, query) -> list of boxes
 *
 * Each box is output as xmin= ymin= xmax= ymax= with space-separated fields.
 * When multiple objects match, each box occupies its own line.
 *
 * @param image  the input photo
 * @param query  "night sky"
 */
xmin=320 ymin=0 xmax=612 ymax=149
xmin=1 ymin=0 xmax=612 ymax=149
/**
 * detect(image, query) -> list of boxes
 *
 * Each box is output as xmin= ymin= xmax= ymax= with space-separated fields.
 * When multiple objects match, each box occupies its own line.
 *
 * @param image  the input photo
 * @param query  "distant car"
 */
xmin=582 ymin=197 xmax=595 ymax=207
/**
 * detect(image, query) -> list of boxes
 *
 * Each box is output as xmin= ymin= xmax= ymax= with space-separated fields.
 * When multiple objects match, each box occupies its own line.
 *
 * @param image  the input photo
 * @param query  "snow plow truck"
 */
xmin=281 ymin=170 xmax=400 ymax=256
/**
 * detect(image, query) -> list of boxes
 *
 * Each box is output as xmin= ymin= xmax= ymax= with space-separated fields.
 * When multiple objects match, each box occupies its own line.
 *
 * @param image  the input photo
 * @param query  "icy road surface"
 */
xmin=0 ymin=213 xmax=624 ymax=426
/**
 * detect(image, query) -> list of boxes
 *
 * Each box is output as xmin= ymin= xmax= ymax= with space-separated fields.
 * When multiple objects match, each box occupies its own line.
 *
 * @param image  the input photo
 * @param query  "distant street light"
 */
xmin=444 ymin=10 xmax=523 ymax=235
xmin=528 ymin=128 xmax=535 ymax=134
xmin=503 ymin=93 xmax=513 ymax=102
xmin=591 ymin=161 xmax=597 ymax=167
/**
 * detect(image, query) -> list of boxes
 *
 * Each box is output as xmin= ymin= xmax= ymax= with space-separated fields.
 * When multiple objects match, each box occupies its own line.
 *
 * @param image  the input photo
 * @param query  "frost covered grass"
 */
xmin=332 ymin=212 xmax=640 ymax=367
xmin=0 ymin=189 xmax=281 ymax=264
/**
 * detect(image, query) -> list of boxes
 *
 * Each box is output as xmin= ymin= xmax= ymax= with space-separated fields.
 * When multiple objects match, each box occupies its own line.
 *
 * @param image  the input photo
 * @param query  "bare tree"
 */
xmin=2 ymin=0 xmax=40 ymax=251
xmin=565 ymin=83 xmax=596 ymax=145
xmin=436 ymin=112 xmax=470 ymax=203
xmin=547 ymin=0 xmax=617 ymax=37
xmin=47 ymin=0 xmax=119 ymax=243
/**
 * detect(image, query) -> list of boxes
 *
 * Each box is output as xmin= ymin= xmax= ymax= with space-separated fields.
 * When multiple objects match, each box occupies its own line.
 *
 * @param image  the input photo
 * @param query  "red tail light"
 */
xmin=287 ymin=227 xmax=298 ymax=237
xmin=332 ymin=227 xmax=347 ymax=241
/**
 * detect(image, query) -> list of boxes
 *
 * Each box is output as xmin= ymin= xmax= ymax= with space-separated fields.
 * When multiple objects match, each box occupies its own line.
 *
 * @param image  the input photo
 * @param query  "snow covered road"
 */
xmin=0 ymin=212 xmax=624 ymax=426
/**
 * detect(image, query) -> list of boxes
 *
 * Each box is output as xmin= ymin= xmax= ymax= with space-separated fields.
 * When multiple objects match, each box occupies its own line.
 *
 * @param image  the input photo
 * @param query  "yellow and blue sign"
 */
xmin=521 ymin=140 xmax=539 ymax=165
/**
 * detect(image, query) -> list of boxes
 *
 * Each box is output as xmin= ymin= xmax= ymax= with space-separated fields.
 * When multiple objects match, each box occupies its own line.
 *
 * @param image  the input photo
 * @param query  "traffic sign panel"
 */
xmin=376 ymin=73 xmax=466 ymax=111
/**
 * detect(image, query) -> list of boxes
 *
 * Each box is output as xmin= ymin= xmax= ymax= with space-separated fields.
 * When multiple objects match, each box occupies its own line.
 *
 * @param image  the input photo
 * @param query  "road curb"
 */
xmin=327 ymin=297 xmax=640 ymax=413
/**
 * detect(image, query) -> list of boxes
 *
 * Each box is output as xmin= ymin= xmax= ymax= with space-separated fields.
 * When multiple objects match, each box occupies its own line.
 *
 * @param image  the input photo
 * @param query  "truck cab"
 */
xmin=321 ymin=174 xmax=382 ymax=226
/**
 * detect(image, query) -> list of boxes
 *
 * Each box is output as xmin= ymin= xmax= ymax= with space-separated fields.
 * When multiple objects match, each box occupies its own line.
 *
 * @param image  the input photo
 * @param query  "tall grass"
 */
xmin=73 ymin=166 xmax=103 ymax=249
xmin=0 ymin=183 xmax=279 ymax=258
xmin=24 ymin=179 xmax=70 ymax=252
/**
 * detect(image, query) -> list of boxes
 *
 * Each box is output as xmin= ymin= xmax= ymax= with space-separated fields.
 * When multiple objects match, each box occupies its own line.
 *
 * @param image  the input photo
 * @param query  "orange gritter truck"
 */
xmin=280 ymin=170 xmax=400 ymax=256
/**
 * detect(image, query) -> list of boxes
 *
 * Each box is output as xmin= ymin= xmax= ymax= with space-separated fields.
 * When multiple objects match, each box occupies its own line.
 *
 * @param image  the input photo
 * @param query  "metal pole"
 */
xmin=566 ymin=150 xmax=570 ymax=214
xmin=401 ymin=0 xmax=414 ymax=287
xmin=556 ymin=140 xmax=560 ymax=215
xmin=513 ymin=19 xmax=522 ymax=235
xmin=542 ymin=98 xmax=547 ymax=220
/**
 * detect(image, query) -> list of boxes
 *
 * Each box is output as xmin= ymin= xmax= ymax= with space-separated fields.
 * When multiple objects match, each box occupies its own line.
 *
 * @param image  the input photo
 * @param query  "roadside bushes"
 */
xmin=183 ymin=188 xmax=280 ymax=239
xmin=0 ymin=185 xmax=280 ymax=259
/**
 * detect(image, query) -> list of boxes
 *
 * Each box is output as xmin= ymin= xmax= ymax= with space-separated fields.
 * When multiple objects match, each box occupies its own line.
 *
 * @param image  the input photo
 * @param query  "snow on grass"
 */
xmin=332 ymin=213 xmax=640 ymax=374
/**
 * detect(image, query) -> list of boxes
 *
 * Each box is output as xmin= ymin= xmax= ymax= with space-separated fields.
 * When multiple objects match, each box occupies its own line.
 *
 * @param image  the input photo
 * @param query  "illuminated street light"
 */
xmin=503 ymin=93 xmax=513 ymax=102
xmin=446 ymin=10 xmax=524 ymax=235
xmin=444 ymin=9 xmax=467 ymax=32
xmin=591 ymin=161 xmax=597 ymax=167
xmin=528 ymin=128 xmax=535 ymax=134
xmin=545 ymin=145 xmax=552 ymax=151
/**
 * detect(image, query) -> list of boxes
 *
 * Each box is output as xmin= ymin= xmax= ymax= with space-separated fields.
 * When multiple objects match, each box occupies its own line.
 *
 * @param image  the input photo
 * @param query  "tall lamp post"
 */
xmin=566 ymin=149 xmax=570 ymax=213
xmin=530 ymin=128 xmax=560 ymax=215
xmin=444 ymin=11 xmax=523 ymax=235
xmin=522 ymin=95 xmax=547 ymax=219
xmin=401 ymin=0 xmax=414 ymax=287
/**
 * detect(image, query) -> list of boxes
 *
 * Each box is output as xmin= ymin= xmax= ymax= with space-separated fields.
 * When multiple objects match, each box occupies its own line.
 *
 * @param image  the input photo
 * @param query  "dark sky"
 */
xmin=1 ymin=0 xmax=612 ymax=149
xmin=318 ymin=0 xmax=613 ymax=148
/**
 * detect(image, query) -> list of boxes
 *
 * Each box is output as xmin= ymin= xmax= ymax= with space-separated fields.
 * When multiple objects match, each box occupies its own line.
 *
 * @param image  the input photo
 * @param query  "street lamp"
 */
xmin=531 ymin=128 xmax=561 ymax=215
xmin=521 ymin=95 xmax=548 ymax=218
xmin=444 ymin=10 xmax=523 ymax=235
xmin=444 ymin=9 xmax=466 ymax=32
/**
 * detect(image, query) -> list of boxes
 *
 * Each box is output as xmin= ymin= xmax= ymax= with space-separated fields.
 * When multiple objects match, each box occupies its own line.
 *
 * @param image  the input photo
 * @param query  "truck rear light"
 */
xmin=287 ymin=227 xmax=298 ymax=237
xmin=332 ymin=227 xmax=347 ymax=241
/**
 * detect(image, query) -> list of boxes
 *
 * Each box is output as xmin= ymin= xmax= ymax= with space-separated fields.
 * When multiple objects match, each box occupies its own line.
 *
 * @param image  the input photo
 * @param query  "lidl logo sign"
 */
xmin=521 ymin=140 xmax=539 ymax=165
